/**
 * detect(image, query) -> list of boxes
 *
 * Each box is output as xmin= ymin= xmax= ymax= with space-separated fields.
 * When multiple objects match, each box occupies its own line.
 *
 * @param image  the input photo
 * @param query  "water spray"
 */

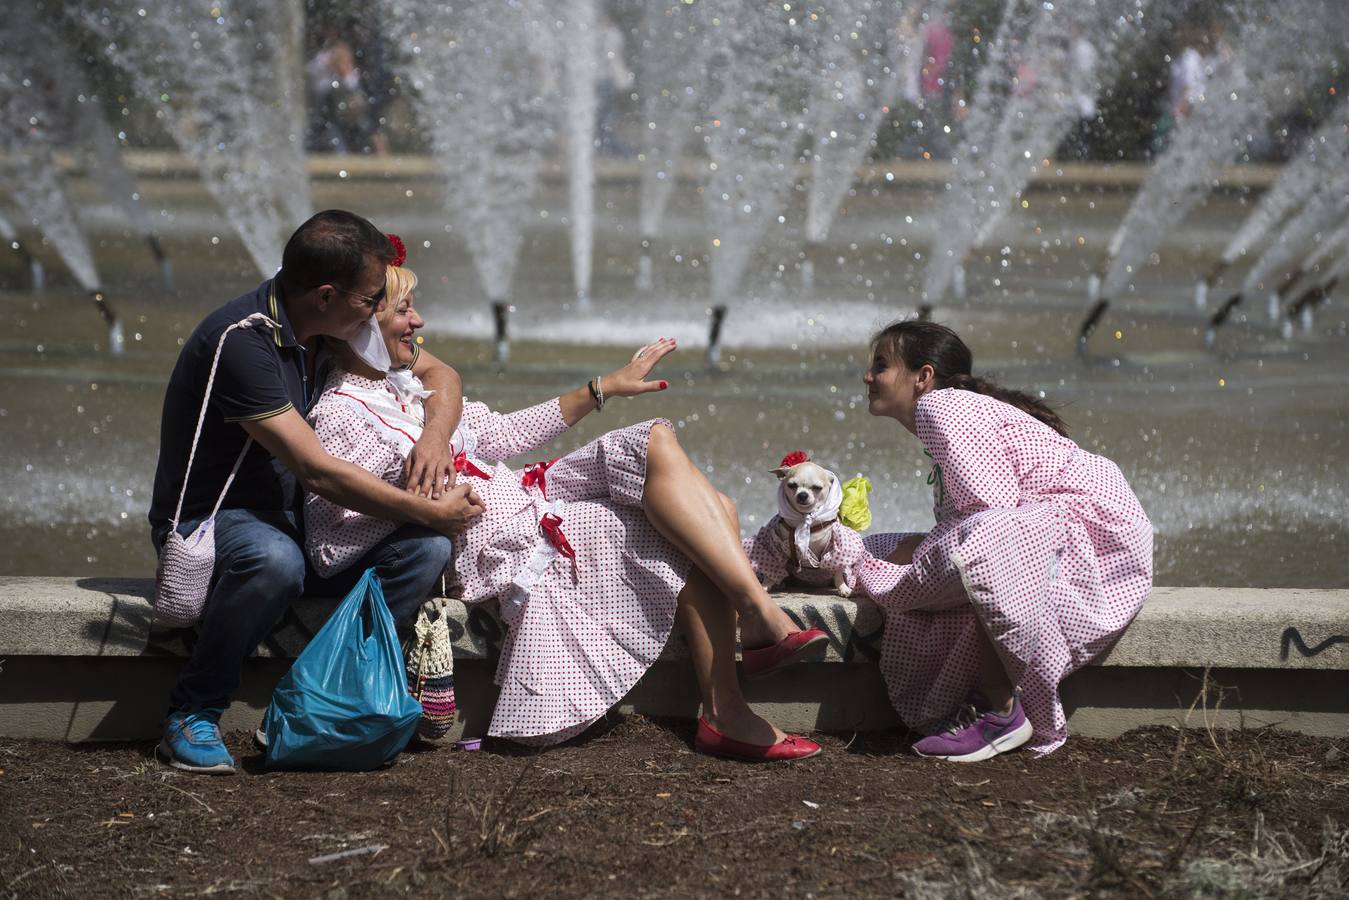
xmin=148 ymin=234 xmax=173 ymax=291
xmin=1085 ymin=256 xmax=1110 ymax=304
xmin=1077 ymin=298 xmax=1110 ymax=356
xmin=951 ymin=263 xmax=967 ymax=301
xmin=1269 ymin=266 xmax=1306 ymax=321
xmin=491 ymin=301 xmax=511 ymax=368
xmin=0 ymin=215 xmax=43 ymax=291
xmin=1203 ymin=293 xmax=1244 ymax=349
xmin=1287 ymin=277 xmax=1338 ymax=334
xmin=705 ymin=304 xmax=727 ymax=370
xmin=12 ymin=241 xmax=44 ymax=292
xmin=1195 ymin=259 xmax=1230 ymax=309
xmin=91 ymin=290 xmax=125 ymax=356
xmin=28 ymin=253 xmax=44 ymax=291
xmin=800 ymin=241 xmax=818 ymax=291
xmin=636 ymin=238 xmax=655 ymax=293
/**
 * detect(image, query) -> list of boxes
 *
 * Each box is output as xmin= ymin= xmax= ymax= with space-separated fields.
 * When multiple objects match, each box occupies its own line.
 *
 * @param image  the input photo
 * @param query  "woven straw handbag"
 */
xmin=405 ymin=589 xmax=457 ymax=740
xmin=153 ymin=312 xmax=279 ymax=627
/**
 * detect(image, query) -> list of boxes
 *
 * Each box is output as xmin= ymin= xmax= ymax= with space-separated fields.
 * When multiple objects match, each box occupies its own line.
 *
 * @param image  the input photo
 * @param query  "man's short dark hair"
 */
xmin=279 ymin=210 xmax=393 ymax=294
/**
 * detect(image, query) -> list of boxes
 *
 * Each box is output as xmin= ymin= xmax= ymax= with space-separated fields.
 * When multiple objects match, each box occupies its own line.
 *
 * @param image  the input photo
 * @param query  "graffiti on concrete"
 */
xmin=1280 ymin=627 xmax=1349 ymax=661
xmin=784 ymin=602 xmax=882 ymax=662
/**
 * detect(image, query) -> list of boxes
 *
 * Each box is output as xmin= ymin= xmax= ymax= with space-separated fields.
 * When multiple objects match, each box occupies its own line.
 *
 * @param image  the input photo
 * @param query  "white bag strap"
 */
xmin=170 ymin=312 xmax=281 ymax=529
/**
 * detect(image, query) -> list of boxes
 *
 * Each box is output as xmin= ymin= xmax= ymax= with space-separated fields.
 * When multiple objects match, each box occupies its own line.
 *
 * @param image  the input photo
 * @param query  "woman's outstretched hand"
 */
xmin=603 ymin=338 xmax=675 ymax=398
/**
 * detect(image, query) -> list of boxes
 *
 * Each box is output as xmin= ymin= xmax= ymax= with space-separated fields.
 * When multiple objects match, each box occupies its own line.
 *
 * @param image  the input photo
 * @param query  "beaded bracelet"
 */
xmin=587 ymin=377 xmax=605 ymax=410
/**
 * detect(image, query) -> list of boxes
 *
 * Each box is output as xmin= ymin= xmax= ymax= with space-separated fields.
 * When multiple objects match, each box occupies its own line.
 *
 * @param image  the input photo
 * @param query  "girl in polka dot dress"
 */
xmin=857 ymin=320 xmax=1153 ymax=761
xmin=305 ymin=258 xmax=826 ymax=761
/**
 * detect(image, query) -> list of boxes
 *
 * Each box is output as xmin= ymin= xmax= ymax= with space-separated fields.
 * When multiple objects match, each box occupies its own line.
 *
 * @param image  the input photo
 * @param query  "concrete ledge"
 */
xmin=1 ymin=577 xmax=1345 ymax=743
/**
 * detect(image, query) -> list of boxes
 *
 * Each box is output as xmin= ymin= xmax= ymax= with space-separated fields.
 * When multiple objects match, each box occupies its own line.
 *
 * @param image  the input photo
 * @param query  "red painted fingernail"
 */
xmin=659 ymin=380 xmax=668 ymax=390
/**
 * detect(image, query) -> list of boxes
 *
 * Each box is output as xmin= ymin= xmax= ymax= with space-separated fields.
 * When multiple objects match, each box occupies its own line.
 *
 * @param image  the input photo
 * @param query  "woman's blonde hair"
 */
xmin=331 ymin=264 xmax=419 ymax=372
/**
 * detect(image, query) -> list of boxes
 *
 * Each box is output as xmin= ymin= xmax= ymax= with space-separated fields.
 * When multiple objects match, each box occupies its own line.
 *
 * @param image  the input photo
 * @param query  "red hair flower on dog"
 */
xmin=779 ymin=450 xmax=809 ymax=468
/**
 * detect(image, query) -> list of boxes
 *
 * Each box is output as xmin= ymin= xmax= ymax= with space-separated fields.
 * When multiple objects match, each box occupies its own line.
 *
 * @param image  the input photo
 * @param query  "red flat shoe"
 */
xmin=740 ymin=628 xmax=829 ymax=679
xmin=694 ymin=718 xmax=822 ymax=761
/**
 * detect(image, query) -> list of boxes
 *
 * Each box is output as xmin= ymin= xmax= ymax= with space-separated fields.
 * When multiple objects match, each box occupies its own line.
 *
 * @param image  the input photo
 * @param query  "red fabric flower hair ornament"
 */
xmin=779 ymin=450 xmax=809 ymax=468
xmin=386 ymin=233 xmax=407 ymax=268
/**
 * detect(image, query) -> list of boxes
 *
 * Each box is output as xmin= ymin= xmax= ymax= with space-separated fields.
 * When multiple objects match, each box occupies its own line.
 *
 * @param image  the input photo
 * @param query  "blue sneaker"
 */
xmin=156 ymin=708 xmax=236 ymax=774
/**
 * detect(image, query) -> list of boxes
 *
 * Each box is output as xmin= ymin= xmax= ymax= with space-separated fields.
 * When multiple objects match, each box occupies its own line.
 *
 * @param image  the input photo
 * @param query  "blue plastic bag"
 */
xmin=263 ymin=568 xmax=421 ymax=771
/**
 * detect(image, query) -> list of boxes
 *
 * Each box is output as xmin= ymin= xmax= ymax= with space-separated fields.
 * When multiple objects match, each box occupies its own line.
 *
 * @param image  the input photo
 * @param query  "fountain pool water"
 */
xmin=0 ymin=172 xmax=1344 ymax=590
xmin=0 ymin=1 xmax=1344 ymax=593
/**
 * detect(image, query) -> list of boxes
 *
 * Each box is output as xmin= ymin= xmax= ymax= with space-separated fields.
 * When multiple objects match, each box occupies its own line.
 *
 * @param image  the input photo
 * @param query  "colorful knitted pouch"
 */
xmin=405 ymin=595 xmax=456 ymax=740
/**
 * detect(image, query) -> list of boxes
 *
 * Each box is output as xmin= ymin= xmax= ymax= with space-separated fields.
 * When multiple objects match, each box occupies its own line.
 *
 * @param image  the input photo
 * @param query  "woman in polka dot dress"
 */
xmin=305 ymin=258 xmax=825 ymax=760
xmin=856 ymin=320 xmax=1153 ymax=761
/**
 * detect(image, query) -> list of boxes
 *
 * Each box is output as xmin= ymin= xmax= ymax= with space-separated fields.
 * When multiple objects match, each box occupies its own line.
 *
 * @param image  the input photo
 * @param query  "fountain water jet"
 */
xmin=1081 ymin=1 xmax=1342 ymax=347
xmin=1278 ymin=223 xmax=1349 ymax=334
xmin=560 ymin=0 xmax=598 ymax=313
xmin=917 ymin=0 xmax=1034 ymax=308
xmin=634 ymin=2 xmax=717 ymax=293
xmin=0 ymin=28 xmax=121 ymax=352
xmin=80 ymin=0 xmax=312 ymax=278
xmin=1198 ymin=110 xmax=1349 ymax=310
xmin=799 ymin=0 xmax=906 ymax=290
xmin=5 ymin=15 xmax=175 ymax=290
xmin=1205 ymin=176 xmax=1348 ymax=344
xmin=0 ymin=211 xmax=45 ymax=291
xmin=925 ymin=0 xmax=1150 ymax=313
xmin=702 ymin=4 xmax=806 ymax=303
xmin=1241 ymin=188 xmax=1347 ymax=311
xmin=381 ymin=0 xmax=557 ymax=313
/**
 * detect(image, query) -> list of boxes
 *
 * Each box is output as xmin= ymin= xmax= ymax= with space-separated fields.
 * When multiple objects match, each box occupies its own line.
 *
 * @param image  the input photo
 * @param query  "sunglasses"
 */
xmin=329 ymin=284 xmax=387 ymax=313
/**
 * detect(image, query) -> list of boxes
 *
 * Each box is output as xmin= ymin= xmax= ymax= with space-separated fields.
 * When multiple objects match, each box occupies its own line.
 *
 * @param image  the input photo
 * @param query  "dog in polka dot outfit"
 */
xmin=743 ymin=451 xmax=866 ymax=598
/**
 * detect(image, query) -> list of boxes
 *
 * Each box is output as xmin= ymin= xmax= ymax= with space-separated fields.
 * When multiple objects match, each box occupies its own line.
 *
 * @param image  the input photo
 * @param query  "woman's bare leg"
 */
xmin=676 ymin=568 xmax=784 ymax=745
xmin=642 ymin=424 xmax=793 ymax=648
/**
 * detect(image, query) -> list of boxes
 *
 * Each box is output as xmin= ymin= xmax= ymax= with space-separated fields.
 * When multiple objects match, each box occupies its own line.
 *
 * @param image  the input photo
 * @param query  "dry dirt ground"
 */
xmin=2 ymin=717 xmax=1347 ymax=899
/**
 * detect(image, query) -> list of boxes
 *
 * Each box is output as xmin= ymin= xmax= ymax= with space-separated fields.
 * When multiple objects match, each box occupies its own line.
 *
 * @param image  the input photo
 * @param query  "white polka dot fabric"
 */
xmin=306 ymin=369 xmax=690 ymax=746
xmin=855 ymin=388 xmax=1154 ymax=754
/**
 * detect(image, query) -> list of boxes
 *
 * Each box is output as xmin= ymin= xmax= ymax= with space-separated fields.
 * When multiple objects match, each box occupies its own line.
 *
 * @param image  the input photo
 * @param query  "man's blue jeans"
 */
xmin=154 ymin=508 xmax=453 ymax=712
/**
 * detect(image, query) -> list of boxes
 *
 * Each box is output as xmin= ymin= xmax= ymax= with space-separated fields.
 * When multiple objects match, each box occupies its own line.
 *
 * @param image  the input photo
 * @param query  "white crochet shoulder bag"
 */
xmin=153 ymin=312 xmax=279 ymax=627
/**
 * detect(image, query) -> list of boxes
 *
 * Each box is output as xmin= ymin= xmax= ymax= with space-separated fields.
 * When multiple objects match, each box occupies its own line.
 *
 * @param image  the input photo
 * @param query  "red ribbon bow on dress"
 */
xmin=539 ymin=513 xmax=576 ymax=560
xmin=454 ymin=452 xmax=489 ymax=480
xmin=520 ymin=459 xmax=558 ymax=496
xmin=521 ymin=459 xmax=576 ymax=573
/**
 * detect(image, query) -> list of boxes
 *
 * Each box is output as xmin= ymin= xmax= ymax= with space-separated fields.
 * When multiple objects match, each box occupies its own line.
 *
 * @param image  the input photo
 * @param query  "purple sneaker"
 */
xmin=912 ymin=694 xmax=1033 ymax=763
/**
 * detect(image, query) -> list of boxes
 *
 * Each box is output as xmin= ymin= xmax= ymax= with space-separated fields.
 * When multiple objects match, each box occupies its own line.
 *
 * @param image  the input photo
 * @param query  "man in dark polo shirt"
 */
xmin=149 ymin=210 xmax=483 ymax=774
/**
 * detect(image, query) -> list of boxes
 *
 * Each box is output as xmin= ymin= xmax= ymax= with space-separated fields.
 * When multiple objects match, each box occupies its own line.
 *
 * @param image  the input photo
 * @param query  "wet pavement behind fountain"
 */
xmin=1 ymin=173 xmax=1344 ymax=588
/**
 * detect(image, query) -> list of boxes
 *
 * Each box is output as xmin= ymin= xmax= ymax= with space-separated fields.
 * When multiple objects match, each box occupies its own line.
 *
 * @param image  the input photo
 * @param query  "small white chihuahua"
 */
xmin=771 ymin=458 xmax=852 ymax=597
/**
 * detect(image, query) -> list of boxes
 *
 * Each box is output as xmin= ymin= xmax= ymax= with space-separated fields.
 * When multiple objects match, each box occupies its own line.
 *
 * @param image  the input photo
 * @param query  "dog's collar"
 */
xmin=782 ymin=515 xmax=837 ymax=533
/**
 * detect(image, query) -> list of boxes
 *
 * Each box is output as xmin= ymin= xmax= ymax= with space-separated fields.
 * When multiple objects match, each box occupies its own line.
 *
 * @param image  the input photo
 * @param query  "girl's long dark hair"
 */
xmin=871 ymin=320 xmax=1069 ymax=437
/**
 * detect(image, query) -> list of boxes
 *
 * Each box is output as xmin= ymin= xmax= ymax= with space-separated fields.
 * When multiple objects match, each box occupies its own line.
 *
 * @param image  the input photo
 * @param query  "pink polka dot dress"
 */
xmin=856 ymin=388 xmax=1153 ymax=754
xmin=306 ymin=370 xmax=691 ymax=746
